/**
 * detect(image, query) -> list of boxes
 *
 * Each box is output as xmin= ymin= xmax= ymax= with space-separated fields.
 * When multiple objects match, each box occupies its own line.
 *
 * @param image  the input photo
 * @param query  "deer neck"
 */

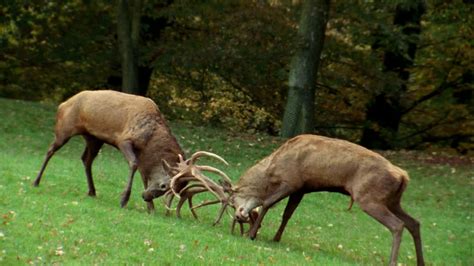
xmin=138 ymin=129 xmax=185 ymax=176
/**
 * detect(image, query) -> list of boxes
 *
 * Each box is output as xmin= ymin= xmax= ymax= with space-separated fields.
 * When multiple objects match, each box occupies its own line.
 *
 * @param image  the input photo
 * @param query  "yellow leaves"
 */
xmin=61 ymin=215 xmax=75 ymax=228
xmin=151 ymin=73 xmax=278 ymax=133
xmin=54 ymin=246 xmax=65 ymax=256
xmin=201 ymin=92 xmax=275 ymax=132
xmin=2 ymin=210 xmax=16 ymax=225
xmin=144 ymin=239 xmax=159 ymax=253
xmin=144 ymin=239 xmax=152 ymax=246
xmin=144 ymin=239 xmax=154 ymax=253
xmin=0 ymin=250 xmax=5 ymax=263
xmin=302 ymin=251 xmax=312 ymax=262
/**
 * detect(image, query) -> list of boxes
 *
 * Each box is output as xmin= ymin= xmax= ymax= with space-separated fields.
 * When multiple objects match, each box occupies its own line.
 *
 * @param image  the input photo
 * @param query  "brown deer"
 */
xmin=169 ymin=134 xmax=424 ymax=266
xmin=33 ymin=90 xmax=189 ymax=212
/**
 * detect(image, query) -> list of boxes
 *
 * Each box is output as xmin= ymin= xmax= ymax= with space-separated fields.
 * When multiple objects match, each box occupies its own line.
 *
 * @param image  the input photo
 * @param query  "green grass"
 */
xmin=0 ymin=97 xmax=473 ymax=265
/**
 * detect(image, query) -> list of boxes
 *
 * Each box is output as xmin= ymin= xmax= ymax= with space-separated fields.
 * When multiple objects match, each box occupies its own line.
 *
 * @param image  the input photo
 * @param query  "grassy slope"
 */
xmin=0 ymin=97 xmax=472 ymax=265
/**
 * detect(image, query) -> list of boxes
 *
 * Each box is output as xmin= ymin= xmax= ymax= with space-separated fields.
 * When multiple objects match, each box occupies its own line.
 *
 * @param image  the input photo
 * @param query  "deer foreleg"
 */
xmin=273 ymin=192 xmax=304 ymax=242
xmin=118 ymin=140 xmax=138 ymax=208
xmin=248 ymin=182 xmax=293 ymax=240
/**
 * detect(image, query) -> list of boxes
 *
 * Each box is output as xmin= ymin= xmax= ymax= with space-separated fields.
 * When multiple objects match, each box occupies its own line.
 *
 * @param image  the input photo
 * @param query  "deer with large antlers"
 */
xmin=170 ymin=134 xmax=424 ymax=266
xmin=34 ymin=90 xmax=189 ymax=212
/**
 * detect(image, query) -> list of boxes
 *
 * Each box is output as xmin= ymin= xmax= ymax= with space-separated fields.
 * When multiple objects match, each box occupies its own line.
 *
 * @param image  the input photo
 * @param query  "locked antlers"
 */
xmin=165 ymin=151 xmax=233 ymax=225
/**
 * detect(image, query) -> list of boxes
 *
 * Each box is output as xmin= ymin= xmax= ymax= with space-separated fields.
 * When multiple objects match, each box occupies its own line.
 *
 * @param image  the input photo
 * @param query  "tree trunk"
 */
xmin=360 ymin=0 xmax=425 ymax=149
xmin=117 ymin=0 xmax=142 ymax=95
xmin=281 ymin=0 xmax=330 ymax=138
xmin=109 ymin=2 xmax=172 ymax=95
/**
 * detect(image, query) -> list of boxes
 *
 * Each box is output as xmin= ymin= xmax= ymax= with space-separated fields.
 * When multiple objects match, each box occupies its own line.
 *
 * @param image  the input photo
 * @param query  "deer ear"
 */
xmin=161 ymin=159 xmax=171 ymax=173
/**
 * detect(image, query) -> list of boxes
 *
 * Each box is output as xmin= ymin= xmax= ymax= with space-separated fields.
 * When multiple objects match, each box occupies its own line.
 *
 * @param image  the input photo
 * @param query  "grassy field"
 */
xmin=0 ymin=97 xmax=473 ymax=265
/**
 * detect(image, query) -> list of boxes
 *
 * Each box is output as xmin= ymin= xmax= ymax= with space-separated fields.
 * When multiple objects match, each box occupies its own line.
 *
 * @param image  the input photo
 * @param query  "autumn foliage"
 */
xmin=1 ymin=1 xmax=472 ymax=152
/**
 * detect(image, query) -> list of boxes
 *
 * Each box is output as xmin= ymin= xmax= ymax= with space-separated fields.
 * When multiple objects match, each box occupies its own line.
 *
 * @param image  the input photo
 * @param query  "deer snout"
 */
xmin=142 ymin=182 xmax=169 ymax=201
xmin=235 ymin=206 xmax=250 ymax=222
xmin=141 ymin=189 xmax=164 ymax=201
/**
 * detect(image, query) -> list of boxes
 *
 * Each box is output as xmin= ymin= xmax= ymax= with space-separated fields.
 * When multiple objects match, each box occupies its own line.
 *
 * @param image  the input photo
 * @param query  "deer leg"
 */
xmin=33 ymin=136 xmax=71 ymax=186
xmin=248 ymin=206 xmax=269 ymax=240
xmin=273 ymin=192 xmax=304 ymax=242
xmin=145 ymin=200 xmax=155 ymax=213
xmin=138 ymin=169 xmax=155 ymax=213
xmin=140 ymin=176 xmax=155 ymax=213
xmin=248 ymin=182 xmax=293 ymax=240
xmin=81 ymin=135 xmax=104 ymax=197
xmin=239 ymin=221 xmax=245 ymax=235
xmin=360 ymin=202 xmax=405 ymax=266
xmin=231 ymin=219 xmax=237 ymax=234
xmin=231 ymin=218 xmax=246 ymax=235
xmin=118 ymin=140 xmax=138 ymax=208
xmin=390 ymin=204 xmax=425 ymax=266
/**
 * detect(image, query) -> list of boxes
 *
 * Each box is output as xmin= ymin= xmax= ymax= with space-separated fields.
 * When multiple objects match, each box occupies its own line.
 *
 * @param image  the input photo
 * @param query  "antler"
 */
xmin=167 ymin=151 xmax=233 ymax=225
xmin=188 ymin=151 xmax=229 ymax=165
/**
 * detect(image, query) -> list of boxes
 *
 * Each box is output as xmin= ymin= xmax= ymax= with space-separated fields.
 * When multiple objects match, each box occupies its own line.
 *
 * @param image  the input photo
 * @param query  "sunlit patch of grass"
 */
xmin=0 ymin=97 xmax=472 ymax=265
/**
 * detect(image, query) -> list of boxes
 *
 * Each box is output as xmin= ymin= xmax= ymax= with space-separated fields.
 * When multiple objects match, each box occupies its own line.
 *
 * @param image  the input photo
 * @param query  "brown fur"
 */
xmin=232 ymin=134 xmax=424 ymax=266
xmin=33 ymin=90 xmax=184 ymax=212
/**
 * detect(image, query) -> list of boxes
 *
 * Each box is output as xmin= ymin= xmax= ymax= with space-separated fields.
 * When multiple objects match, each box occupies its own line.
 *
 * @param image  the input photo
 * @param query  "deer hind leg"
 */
xmin=33 ymin=135 xmax=71 ymax=187
xmin=273 ymin=191 xmax=304 ymax=242
xmin=81 ymin=135 xmax=104 ymax=196
xmin=390 ymin=204 xmax=425 ymax=266
xmin=118 ymin=140 xmax=138 ymax=208
xmin=359 ymin=201 xmax=404 ymax=266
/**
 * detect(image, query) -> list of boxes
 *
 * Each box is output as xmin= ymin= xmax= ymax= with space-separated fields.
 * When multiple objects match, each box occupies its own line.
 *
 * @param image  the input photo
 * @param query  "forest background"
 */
xmin=1 ymin=0 xmax=472 ymax=152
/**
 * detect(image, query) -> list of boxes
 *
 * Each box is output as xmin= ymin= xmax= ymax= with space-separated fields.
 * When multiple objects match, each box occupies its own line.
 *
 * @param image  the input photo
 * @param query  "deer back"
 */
xmin=57 ymin=90 xmax=161 ymax=147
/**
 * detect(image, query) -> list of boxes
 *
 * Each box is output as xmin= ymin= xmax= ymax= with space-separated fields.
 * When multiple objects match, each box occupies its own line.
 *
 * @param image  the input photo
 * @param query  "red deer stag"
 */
xmin=170 ymin=134 xmax=425 ymax=266
xmin=33 ymin=90 xmax=188 ymax=212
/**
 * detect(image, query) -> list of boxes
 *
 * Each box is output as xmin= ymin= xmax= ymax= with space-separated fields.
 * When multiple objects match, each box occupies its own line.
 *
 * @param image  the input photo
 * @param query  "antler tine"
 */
xmin=189 ymin=169 xmax=227 ymax=200
xmin=188 ymin=193 xmax=230 ymax=226
xmin=171 ymin=168 xmax=218 ymax=198
xmin=170 ymin=171 xmax=187 ymax=197
xmin=191 ymin=199 xmax=221 ymax=210
xmin=197 ymin=165 xmax=232 ymax=184
xmin=163 ymin=190 xmax=176 ymax=212
xmin=213 ymin=202 xmax=230 ymax=225
xmin=188 ymin=151 xmax=229 ymax=166
xmin=179 ymin=183 xmax=208 ymax=196
xmin=166 ymin=150 xmax=234 ymax=224
xmin=176 ymin=184 xmax=208 ymax=219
